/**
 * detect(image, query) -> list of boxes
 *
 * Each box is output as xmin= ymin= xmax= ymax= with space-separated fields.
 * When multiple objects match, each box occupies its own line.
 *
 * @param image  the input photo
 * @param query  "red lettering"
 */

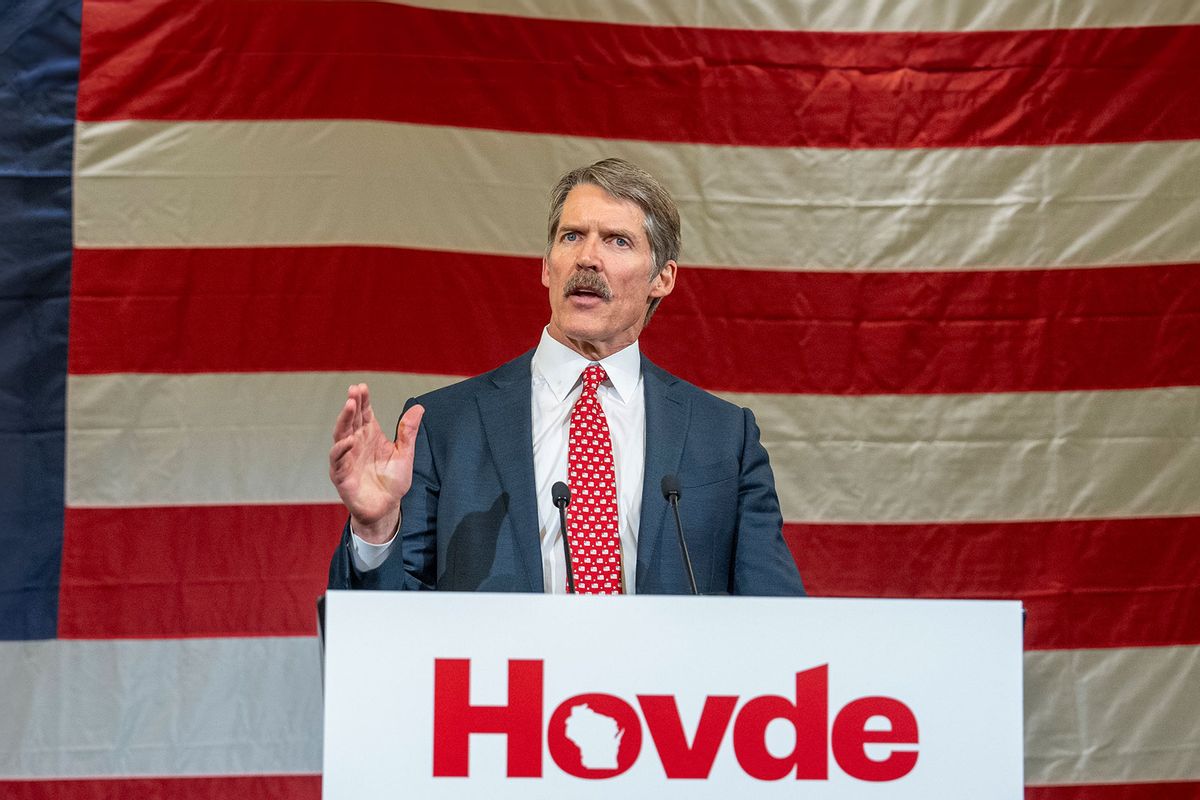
xmin=732 ymin=665 xmax=828 ymax=780
xmin=432 ymin=658 xmax=543 ymax=778
xmin=831 ymin=697 xmax=919 ymax=781
xmin=638 ymin=695 xmax=738 ymax=779
xmin=428 ymin=659 xmax=918 ymax=784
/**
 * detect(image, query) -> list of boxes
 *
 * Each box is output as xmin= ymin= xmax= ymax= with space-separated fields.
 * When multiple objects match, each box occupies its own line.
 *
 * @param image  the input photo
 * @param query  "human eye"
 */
xmin=613 ymin=236 xmax=630 ymax=248
xmin=562 ymin=231 xmax=579 ymax=243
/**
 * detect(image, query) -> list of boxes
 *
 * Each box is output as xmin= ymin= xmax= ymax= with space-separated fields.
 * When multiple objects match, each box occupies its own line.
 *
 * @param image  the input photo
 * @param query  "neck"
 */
xmin=546 ymin=323 xmax=638 ymax=361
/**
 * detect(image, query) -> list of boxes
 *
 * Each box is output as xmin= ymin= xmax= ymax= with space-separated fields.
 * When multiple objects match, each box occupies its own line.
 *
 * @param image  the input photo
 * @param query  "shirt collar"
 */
xmin=532 ymin=327 xmax=642 ymax=405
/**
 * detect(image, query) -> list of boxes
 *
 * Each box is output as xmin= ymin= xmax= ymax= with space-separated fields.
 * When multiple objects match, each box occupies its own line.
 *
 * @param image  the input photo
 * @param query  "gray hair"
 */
xmin=546 ymin=158 xmax=682 ymax=320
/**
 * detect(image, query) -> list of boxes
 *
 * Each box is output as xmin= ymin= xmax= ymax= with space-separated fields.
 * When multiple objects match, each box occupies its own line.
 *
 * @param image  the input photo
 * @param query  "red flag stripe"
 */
xmin=7 ymin=777 xmax=1199 ymax=800
xmin=58 ymin=504 xmax=1200 ymax=649
xmin=785 ymin=517 xmax=1200 ymax=651
xmin=0 ymin=776 xmax=320 ymax=800
xmin=78 ymin=1 xmax=1200 ymax=148
xmin=69 ymin=246 xmax=1200 ymax=394
xmin=58 ymin=505 xmax=347 ymax=639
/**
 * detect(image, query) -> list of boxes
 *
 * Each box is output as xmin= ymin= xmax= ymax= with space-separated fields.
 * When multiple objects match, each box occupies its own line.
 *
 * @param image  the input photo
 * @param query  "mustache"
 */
xmin=563 ymin=271 xmax=613 ymax=301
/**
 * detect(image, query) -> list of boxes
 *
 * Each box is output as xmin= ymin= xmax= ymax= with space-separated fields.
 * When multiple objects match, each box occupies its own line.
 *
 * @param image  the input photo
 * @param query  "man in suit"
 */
xmin=327 ymin=158 xmax=803 ymax=596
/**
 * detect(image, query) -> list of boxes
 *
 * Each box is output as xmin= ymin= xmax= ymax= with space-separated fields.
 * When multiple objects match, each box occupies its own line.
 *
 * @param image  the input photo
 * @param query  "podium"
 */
xmin=322 ymin=592 xmax=1022 ymax=798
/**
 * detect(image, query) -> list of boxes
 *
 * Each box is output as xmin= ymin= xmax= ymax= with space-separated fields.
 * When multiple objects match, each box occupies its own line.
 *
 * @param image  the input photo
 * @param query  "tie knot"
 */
xmin=581 ymin=364 xmax=608 ymax=395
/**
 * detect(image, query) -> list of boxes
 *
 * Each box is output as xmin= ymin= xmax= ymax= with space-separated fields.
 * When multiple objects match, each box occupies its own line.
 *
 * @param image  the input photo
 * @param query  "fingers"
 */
xmin=329 ymin=433 xmax=355 ymax=463
xmin=395 ymin=403 xmax=425 ymax=446
xmin=351 ymin=383 xmax=365 ymax=433
xmin=332 ymin=394 xmax=357 ymax=442
xmin=328 ymin=434 xmax=356 ymax=481
xmin=360 ymin=383 xmax=376 ymax=426
xmin=337 ymin=383 xmax=374 ymax=439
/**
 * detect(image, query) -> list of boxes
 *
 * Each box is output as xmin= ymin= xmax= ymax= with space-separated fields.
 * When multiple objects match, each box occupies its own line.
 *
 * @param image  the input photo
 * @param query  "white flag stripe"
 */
xmin=381 ymin=0 xmax=1200 ymax=33
xmin=1024 ymin=644 xmax=1200 ymax=786
xmin=74 ymin=120 xmax=1200 ymax=273
xmin=64 ymin=371 xmax=456 ymax=510
xmin=1 ymin=638 xmax=1194 ymax=783
xmin=0 ymin=638 xmax=322 ymax=779
xmin=66 ymin=372 xmax=1200 ymax=523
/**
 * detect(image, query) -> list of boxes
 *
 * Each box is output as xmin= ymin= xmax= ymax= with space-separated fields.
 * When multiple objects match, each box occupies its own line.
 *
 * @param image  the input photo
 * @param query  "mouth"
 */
xmin=563 ymin=274 xmax=613 ymax=303
xmin=565 ymin=290 xmax=606 ymax=310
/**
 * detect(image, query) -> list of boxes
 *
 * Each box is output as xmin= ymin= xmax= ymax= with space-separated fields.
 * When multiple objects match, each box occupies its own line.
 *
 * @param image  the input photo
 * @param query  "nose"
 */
xmin=575 ymin=233 xmax=602 ymax=270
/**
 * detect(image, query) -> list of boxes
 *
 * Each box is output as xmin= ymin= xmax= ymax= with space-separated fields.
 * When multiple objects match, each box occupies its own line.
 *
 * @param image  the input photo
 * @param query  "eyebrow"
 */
xmin=559 ymin=221 xmax=640 ymax=243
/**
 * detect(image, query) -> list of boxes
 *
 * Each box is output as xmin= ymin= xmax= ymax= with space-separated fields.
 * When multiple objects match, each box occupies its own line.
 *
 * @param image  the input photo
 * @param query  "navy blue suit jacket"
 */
xmin=328 ymin=350 xmax=804 ymax=596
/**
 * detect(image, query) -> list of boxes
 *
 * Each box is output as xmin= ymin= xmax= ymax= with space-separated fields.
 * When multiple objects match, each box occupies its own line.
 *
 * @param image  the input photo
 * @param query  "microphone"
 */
xmin=552 ymin=481 xmax=576 ymax=594
xmin=661 ymin=474 xmax=698 ymax=595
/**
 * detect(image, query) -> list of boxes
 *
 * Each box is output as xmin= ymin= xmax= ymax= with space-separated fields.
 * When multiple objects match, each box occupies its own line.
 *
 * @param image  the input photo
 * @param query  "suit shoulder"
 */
xmin=410 ymin=348 xmax=534 ymax=410
xmin=642 ymin=358 xmax=749 ymax=418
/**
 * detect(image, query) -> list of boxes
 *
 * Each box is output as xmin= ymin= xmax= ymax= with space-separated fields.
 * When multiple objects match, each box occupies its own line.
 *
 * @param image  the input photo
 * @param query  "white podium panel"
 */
xmin=323 ymin=592 xmax=1022 ymax=799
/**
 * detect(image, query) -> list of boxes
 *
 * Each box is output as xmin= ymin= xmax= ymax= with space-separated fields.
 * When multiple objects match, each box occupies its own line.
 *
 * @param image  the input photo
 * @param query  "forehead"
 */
xmin=558 ymin=183 xmax=646 ymax=233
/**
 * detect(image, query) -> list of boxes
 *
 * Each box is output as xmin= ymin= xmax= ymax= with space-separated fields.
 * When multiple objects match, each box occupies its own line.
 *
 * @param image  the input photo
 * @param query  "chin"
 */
xmin=556 ymin=312 xmax=604 ymax=338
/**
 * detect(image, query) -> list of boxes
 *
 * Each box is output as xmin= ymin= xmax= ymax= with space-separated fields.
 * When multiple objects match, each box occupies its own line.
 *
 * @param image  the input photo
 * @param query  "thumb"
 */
xmin=395 ymin=403 xmax=425 ymax=446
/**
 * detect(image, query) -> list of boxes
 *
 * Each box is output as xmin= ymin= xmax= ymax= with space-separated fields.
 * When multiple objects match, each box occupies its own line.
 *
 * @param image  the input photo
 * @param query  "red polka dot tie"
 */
xmin=566 ymin=364 xmax=623 ymax=594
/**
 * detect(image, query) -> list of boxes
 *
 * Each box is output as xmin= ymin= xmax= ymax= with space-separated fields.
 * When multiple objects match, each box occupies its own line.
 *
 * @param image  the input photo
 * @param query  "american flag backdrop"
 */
xmin=3 ymin=0 xmax=1200 ymax=797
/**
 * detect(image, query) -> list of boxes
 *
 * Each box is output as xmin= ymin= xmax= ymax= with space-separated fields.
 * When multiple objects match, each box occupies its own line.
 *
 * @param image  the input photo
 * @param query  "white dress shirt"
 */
xmin=351 ymin=328 xmax=646 ymax=593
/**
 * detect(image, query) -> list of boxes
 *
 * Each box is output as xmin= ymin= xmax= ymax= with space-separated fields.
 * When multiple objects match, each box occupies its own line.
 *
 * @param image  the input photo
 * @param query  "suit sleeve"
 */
xmin=327 ymin=398 xmax=439 ymax=591
xmin=731 ymin=407 xmax=806 ymax=596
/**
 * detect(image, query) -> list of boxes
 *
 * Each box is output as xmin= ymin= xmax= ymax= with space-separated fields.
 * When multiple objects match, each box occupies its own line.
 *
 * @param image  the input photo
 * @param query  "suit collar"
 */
xmin=476 ymin=349 xmax=543 ymax=592
xmin=636 ymin=355 xmax=690 ymax=590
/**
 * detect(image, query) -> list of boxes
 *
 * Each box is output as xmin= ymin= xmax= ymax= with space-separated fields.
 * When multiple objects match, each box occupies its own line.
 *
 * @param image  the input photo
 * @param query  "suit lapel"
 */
xmin=636 ymin=357 xmax=689 ymax=589
xmin=475 ymin=352 xmax=543 ymax=592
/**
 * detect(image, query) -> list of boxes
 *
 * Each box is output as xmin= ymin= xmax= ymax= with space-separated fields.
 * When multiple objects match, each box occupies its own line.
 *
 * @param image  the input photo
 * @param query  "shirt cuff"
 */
xmin=349 ymin=523 xmax=399 ymax=572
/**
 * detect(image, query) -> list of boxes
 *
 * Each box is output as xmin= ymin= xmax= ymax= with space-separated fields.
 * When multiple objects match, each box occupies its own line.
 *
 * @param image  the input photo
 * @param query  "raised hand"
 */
xmin=328 ymin=383 xmax=425 ymax=543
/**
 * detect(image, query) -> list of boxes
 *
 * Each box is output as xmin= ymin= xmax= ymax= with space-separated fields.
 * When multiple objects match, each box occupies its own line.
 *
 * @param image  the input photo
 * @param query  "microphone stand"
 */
xmin=552 ymin=481 xmax=575 ymax=594
xmin=662 ymin=475 xmax=698 ymax=595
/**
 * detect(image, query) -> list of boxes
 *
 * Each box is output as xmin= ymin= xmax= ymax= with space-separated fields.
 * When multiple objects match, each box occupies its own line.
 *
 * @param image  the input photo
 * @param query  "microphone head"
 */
xmin=552 ymin=481 xmax=571 ymax=508
xmin=661 ymin=473 xmax=682 ymax=500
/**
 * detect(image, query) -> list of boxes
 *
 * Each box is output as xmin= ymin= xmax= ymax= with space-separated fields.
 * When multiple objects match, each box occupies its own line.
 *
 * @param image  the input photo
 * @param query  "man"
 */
xmin=327 ymin=158 xmax=803 ymax=596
